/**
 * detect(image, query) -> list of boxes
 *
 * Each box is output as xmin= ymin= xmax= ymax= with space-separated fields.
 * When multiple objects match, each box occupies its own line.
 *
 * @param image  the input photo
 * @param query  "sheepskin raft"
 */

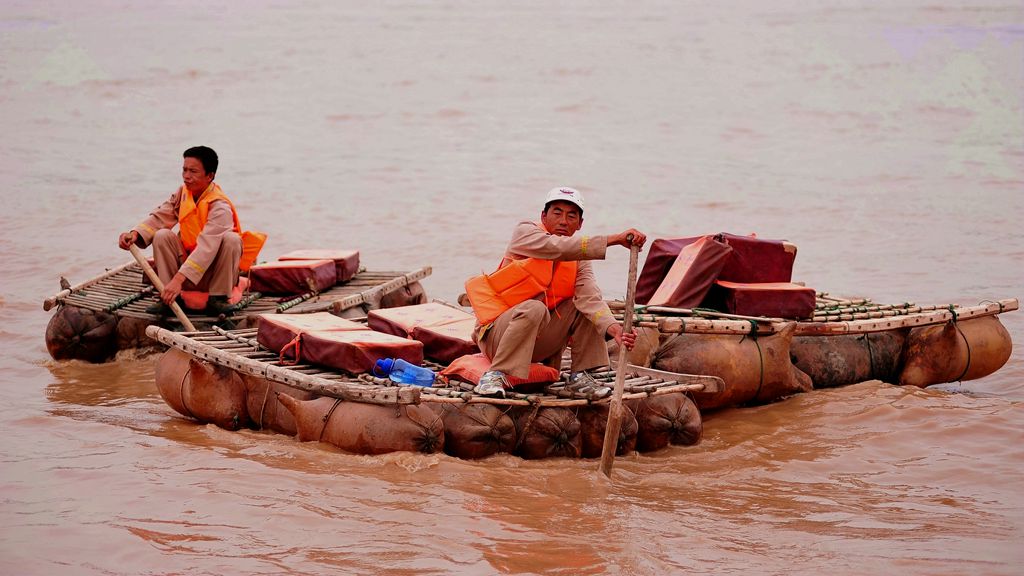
xmin=42 ymin=260 xmax=431 ymax=363
xmin=146 ymin=324 xmax=720 ymax=460
xmin=608 ymin=295 xmax=1017 ymax=410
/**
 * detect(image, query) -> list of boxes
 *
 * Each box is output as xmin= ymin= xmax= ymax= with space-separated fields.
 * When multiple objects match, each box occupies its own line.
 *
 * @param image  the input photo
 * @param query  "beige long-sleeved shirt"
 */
xmin=503 ymin=221 xmax=616 ymax=335
xmin=133 ymin=187 xmax=235 ymax=285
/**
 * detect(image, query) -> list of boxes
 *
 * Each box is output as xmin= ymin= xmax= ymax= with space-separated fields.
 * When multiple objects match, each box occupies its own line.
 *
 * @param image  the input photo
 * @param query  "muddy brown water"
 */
xmin=2 ymin=2 xmax=1023 ymax=574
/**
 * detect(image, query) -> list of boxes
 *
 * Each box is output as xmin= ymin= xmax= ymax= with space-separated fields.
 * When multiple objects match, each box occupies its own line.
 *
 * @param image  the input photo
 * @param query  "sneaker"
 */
xmin=567 ymin=371 xmax=612 ymax=398
xmin=144 ymin=301 xmax=171 ymax=316
xmin=473 ymin=370 xmax=509 ymax=397
xmin=145 ymin=297 xmax=186 ymax=316
xmin=205 ymin=295 xmax=232 ymax=316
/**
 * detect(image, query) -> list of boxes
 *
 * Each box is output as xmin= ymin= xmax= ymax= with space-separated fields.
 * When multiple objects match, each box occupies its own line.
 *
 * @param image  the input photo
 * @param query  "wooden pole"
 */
xmin=128 ymin=245 xmax=197 ymax=331
xmin=599 ymin=240 xmax=640 ymax=478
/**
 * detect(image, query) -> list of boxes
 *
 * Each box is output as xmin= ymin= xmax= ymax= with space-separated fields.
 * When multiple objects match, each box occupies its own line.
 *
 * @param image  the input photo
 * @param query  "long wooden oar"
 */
xmin=128 ymin=244 xmax=197 ymax=331
xmin=599 ymin=238 xmax=640 ymax=478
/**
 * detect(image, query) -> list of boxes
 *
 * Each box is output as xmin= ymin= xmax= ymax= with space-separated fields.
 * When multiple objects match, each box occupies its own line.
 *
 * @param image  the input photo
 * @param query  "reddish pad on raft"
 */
xmin=256 ymin=312 xmax=368 ymax=353
xmin=412 ymin=319 xmax=479 ymax=364
xmin=180 ymin=276 xmax=250 ymax=311
xmin=368 ymin=302 xmax=470 ymax=336
xmin=257 ymin=312 xmax=422 ymax=374
xmin=441 ymin=353 xmax=560 ymax=389
xmin=293 ymin=330 xmax=424 ymax=374
xmin=636 ymin=233 xmax=798 ymax=304
xmin=278 ymin=249 xmax=360 ymax=283
xmin=368 ymin=303 xmax=480 ymax=363
xmin=646 ymin=235 xmax=732 ymax=308
xmin=704 ymin=281 xmax=816 ymax=319
xmin=716 ymin=233 xmax=797 ymax=284
xmin=248 ymin=259 xmax=337 ymax=294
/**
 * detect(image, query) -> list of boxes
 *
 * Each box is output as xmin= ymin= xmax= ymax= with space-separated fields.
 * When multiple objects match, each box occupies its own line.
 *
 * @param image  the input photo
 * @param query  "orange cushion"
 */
xmin=180 ymin=277 xmax=250 ymax=311
xmin=440 ymin=353 xmax=560 ymax=388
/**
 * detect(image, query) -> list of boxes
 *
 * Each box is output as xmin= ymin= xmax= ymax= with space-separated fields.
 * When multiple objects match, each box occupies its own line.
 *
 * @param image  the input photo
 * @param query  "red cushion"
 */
xmin=441 ymin=353 xmax=560 ymax=388
xmin=256 ymin=312 xmax=368 ymax=357
xmin=716 ymin=233 xmax=797 ymax=284
xmin=636 ymin=236 xmax=703 ymax=305
xmin=704 ymin=281 xmax=816 ymax=319
xmin=368 ymin=303 xmax=480 ymax=363
xmin=646 ymin=235 xmax=732 ymax=308
xmin=180 ymin=277 xmax=250 ymax=311
xmin=412 ymin=318 xmax=479 ymax=364
xmin=248 ymin=259 xmax=337 ymax=294
xmin=278 ymin=249 xmax=360 ymax=283
xmin=298 ymin=330 xmax=424 ymax=374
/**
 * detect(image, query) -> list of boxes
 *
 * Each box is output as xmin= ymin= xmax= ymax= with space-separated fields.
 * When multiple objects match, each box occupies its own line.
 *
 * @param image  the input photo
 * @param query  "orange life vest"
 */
xmin=177 ymin=183 xmax=266 ymax=271
xmin=464 ymin=222 xmax=579 ymax=325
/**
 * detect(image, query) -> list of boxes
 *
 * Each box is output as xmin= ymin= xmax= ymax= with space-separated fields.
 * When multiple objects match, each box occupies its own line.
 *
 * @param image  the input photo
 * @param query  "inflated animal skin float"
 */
xmin=146 ymin=303 xmax=717 ymax=460
xmin=608 ymin=232 xmax=1016 ymax=410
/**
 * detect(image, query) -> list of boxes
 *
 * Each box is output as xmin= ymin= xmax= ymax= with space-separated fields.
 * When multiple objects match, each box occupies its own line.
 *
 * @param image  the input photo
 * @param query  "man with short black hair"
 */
xmin=466 ymin=187 xmax=646 ymax=396
xmin=118 ymin=146 xmax=264 ymax=315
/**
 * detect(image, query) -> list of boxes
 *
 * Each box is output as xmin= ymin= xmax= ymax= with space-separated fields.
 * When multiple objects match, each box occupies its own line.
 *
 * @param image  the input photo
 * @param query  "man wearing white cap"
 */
xmin=467 ymin=187 xmax=646 ymax=396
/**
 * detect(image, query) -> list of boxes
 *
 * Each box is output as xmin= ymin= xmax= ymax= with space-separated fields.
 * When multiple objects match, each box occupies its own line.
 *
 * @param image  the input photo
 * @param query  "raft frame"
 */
xmin=43 ymin=259 xmax=432 ymax=324
xmin=146 ymin=325 xmax=723 ymax=408
xmin=609 ymin=297 xmax=1018 ymax=336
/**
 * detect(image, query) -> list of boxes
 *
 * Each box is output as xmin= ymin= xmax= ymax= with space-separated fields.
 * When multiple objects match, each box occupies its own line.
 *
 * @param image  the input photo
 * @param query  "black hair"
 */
xmin=183 ymin=146 xmax=219 ymax=175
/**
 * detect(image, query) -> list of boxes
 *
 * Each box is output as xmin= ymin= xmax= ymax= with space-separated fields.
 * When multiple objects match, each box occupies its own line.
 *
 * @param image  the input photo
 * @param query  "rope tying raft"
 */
xmin=948 ymin=305 xmax=973 ymax=383
xmin=319 ymin=398 xmax=345 ymax=442
xmin=740 ymin=319 xmax=765 ymax=402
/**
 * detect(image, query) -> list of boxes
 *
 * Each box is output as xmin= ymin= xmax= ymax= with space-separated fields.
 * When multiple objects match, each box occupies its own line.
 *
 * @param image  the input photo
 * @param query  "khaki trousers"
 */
xmin=477 ymin=298 xmax=610 ymax=379
xmin=153 ymin=229 xmax=241 ymax=296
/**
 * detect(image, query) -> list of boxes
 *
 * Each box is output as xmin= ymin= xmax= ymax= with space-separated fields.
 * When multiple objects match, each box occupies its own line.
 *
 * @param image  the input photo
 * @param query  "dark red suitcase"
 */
xmin=704 ymin=280 xmax=816 ymax=319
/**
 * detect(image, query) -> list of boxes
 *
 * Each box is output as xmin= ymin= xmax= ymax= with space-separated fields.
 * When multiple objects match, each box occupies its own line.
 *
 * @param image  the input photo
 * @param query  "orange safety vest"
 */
xmin=177 ymin=183 xmax=266 ymax=272
xmin=465 ymin=222 xmax=579 ymax=325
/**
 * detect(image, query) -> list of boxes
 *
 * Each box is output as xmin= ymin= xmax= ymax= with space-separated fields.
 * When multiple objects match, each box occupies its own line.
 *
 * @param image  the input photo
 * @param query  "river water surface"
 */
xmin=2 ymin=1 xmax=1023 ymax=574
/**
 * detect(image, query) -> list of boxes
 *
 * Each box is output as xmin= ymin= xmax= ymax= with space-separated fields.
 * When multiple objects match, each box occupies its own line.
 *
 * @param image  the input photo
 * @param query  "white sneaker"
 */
xmin=473 ymin=370 xmax=509 ymax=397
xmin=567 ymin=371 xmax=612 ymax=398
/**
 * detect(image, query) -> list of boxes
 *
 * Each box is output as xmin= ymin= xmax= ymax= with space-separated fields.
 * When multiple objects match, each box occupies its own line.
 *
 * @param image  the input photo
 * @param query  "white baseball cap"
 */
xmin=544 ymin=187 xmax=585 ymax=212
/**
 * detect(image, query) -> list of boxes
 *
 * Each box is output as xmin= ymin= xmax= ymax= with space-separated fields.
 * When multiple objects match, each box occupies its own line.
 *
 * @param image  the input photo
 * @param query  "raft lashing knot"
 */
xmin=514 ymin=403 xmax=543 ymax=453
xmin=319 ymin=398 xmax=345 ymax=442
xmin=857 ymin=333 xmax=876 ymax=380
xmin=279 ymin=333 xmax=304 ymax=366
xmin=948 ymin=304 xmax=972 ymax=383
xmin=739 ymin=319 xmax=765 ymax=403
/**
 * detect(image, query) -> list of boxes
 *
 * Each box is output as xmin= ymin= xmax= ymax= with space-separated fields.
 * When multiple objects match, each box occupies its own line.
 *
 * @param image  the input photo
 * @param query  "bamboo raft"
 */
xmin=146 ymin=324 xmax=721 ymax=459
xmin=43 ymin=261 xmax=433 ymax=323
xmin=609 ymin=295 xmax=1019 ymax=336
xmin=145 ymin=325 xmax=722 ymax=407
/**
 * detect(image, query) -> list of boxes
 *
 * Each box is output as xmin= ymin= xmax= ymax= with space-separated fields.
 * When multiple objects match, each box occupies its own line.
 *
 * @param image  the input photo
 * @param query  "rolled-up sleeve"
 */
xmin=133 ymin=189 xmax=181 ymax=247
xmin=506 ymin=221 xmax=608 ymax=261
xmin=573 ymin=261 xmax=616 ymax=335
